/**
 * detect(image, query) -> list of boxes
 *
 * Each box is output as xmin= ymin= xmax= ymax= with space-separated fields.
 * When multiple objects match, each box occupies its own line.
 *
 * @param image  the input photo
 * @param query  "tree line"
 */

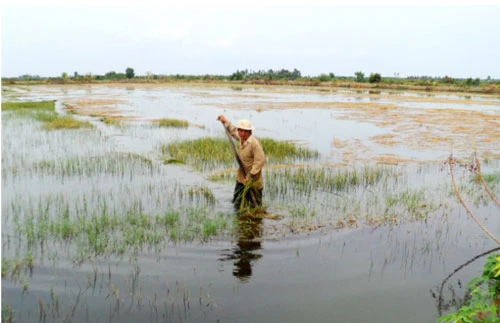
xmin=3 ymin=67 xmax=498 ymax=91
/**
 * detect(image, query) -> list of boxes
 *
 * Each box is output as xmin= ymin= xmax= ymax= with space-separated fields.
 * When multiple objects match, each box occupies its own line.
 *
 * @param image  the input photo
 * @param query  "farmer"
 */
xmin=217 ymin=115 xmax=265 ymax=209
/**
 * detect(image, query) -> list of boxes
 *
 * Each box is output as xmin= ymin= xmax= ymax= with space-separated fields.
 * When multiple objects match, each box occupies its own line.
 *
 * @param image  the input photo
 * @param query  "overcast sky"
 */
xmin=2 ymin=1 xmax=499 ymax=79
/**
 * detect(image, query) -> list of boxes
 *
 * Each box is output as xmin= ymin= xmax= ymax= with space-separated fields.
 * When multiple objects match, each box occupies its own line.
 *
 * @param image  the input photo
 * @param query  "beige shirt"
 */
xmin=224 ymin=122 xmax=265 ymax=189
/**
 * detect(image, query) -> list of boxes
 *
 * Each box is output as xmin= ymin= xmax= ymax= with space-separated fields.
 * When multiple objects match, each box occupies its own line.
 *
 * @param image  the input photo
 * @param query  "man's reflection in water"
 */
xmin=219 ymin=215 xmax=263 ymax=282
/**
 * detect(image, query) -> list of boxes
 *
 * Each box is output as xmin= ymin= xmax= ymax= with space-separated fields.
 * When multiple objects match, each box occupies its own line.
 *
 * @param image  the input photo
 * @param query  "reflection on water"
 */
xmin=219 ymin=215 xmax=263 ymax=282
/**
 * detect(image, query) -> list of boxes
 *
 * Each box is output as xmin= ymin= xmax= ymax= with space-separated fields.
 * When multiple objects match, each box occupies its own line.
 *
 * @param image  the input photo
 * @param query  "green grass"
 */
xmin=162 ymin=136 xmax=319 ymax=171
xmin=1 ymin=100 xmax=55 ymax=111
xmin=157 ymin=118 xmax=189 ymax=128
xmin=2 ymin=100 xmax=93 ymax=130
xmin=480 ymin=171 xmax=500 ymax=187
xmin=266 ymin=165 xmax=394 ymax=197
xmin=43 ymin=116 xmax=93 ymax=130
xmin=12 ymin=202 xmax=233 ymax=263
xmin=32 ymin=153 xmax=154 ymax=177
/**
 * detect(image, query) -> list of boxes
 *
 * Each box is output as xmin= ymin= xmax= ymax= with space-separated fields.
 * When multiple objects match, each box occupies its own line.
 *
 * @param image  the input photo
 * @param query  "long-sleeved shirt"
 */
xmin=224 ymin=121 xmax=265 ymax=189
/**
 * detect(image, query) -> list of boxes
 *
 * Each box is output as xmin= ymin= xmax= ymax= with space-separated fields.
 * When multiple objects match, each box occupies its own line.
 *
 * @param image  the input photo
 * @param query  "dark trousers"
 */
xmin=233 ymin=182 xmax=263 ymax=209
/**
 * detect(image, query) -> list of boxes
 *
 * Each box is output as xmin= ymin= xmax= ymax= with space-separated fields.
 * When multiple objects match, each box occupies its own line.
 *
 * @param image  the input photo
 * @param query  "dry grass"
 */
xmin=63 ymin=99 xmax=137 ymax=122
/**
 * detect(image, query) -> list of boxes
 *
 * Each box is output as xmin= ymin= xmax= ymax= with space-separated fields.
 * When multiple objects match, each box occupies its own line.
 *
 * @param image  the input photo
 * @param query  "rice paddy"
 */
xmin=1 ymin=84 xmax=499 ymax=323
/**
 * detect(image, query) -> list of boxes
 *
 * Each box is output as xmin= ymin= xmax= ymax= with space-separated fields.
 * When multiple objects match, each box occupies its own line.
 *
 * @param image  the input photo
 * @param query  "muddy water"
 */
xmin=2 ymin=84 xmax=500 ymax=322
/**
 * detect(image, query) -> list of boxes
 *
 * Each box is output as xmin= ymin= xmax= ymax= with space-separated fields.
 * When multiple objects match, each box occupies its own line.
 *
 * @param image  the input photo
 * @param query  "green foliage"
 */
xmin=355 ymin=71 xmax=365 ymax=82
xmin=42 ymin=116 xmax=93 ymax=130
xmin=2 ymin=303 xmax=13 ymax=323
xmin=443 ymin=75 xmax=455 ymax=84
xmin=125 ymin=67 xmax=135 ymax=79
xmin=162 ymin=137 xmax=319 ymax=171
xmin=230 ymin=68 xmax=302 ymax=81
xmin=1 ymin=100 xmax=55 ymax=111
xmin=368 ymin=73 xmax=382 ymax=83
xmin=105 ymin=71 xmax=126 ymax=79
xmin=439 ymin=254 xmax=500 ymax=322
xmin=318 ymin=74 xmax=331 ymax=82
xmin=230 ymin=70 xmax=245 ymax=81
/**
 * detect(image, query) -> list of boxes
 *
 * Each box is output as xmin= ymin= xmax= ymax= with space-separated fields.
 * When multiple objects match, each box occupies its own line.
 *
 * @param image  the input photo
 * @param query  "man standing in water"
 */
xmin=217 ymin=115 xmax=265 ymax=210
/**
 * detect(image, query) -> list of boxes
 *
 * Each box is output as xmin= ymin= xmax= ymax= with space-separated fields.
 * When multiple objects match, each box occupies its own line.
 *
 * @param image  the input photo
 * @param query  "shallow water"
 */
xmin=2 ymin=84 xmax=500 ymax=322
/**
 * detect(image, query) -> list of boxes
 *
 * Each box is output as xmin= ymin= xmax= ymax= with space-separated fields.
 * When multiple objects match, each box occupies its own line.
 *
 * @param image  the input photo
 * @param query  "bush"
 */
xmin=368 ymin=73 xmax=382 ymax=83
xmin=439 ymin=254 xmax=500 ymax=322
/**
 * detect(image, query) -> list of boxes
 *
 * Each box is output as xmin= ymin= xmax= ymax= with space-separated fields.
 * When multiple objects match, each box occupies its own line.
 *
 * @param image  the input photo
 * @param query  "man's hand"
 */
xmin=217 ymin=115 xmax=228 ymax=123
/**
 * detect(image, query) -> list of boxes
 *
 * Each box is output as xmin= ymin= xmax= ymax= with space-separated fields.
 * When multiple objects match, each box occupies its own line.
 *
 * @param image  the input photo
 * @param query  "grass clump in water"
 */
xmin=266 ymin=165 xmax=393 ymax=197
xmin=1 ymin=101 xmax=55 ymax=111
xmin=43 ymin=116 xmax=93 ymax=130
xmin=162 ymin=137 xmax=319 ymax=171
xmin=2 ymin=100 xmax=93 ymax=130
xmin=157 ymin=118 xmax=189 ymax=128
xmin=260 ymin=138 xmax=319 ymax=161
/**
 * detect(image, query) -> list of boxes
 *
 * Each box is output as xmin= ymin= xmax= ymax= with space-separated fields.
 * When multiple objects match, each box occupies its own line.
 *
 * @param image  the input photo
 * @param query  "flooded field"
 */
xmin=2 ymin=84 xmax=500 ymax=322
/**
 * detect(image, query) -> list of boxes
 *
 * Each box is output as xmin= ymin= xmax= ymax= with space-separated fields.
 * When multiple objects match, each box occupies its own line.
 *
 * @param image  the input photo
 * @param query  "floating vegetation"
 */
xmin=156 ymin=118 xmax=189 ymax=128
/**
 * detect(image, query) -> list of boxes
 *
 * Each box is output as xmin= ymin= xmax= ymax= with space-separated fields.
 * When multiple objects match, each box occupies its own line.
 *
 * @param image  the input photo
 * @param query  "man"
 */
xmin=217 ymin=115 xmax=265 ymax=209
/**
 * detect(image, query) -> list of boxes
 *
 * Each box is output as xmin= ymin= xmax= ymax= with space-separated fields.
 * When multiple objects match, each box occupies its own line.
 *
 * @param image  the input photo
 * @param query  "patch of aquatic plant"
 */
xmin=1 ymin=254 xmax=34 ymax=281
xmin=265 ymin=165 xmax=395 ymax=198
xmin=1 ymin=100 xmax=55 ymax=111
xmin=157 ymin=118 xmax=189 ymax=128
xmin=2 ymin=101 xmax=94 ymax=130
xmin=1 ymin=255 xmax=33 ymax=293
xmin=186 ymin=185 xmax=216 ymax=205
xmin=384 ymin=189 xmax=435 ymax=221
xmin=12 ymin=202 xmax=234 ymax=264
xmin=2 ymin=101 xmax=58 ymax=122
xmin=259 ymin=138 xmax=319 ymax=161
xmin=476 ymin=171 xmax=500 ymax=188
xmin=42 ymin=116 xmax=93 ymax=130
xmin=162 ymin=137 xmax=319 ymax=171
xmin=162 ymin=137 xmax=233 ymax=171
xmin=31 ymin=152 xmax=154 ymax=177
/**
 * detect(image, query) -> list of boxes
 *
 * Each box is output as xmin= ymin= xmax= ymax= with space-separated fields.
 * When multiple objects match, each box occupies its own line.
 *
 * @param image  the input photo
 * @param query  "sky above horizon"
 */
xmin=2 ymin=2 xmax=500 ymax=79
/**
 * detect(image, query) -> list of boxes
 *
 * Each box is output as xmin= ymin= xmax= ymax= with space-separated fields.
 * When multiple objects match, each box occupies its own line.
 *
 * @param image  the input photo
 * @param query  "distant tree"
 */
xmin=74 ymin=71 xmax=79 ymax=78
xmin=355 ymin=71 xmax=365 ymax=82
xmin=125 ymin=67 xmax=135 ymax=79
xmin=62 ymin=72 xmax=68 ymax=79
xmin=368 ymin=73 xmax=382 ymax=83
xmin=442 ymin=75 xmax=455 ymax=84
xmin=230 ymin=70 xmax=245 ymax=81
xmin=318 ymin=74 xmax=330 ymax=82
xmin=105 ymin=71 xmax=117 ymax=79
xmin=329 ymin=73 xmax=335 ymax=79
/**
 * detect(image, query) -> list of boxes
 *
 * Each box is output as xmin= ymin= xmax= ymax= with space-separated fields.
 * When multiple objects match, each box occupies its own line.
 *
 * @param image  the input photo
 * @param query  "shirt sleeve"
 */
xmin=225 ymin=122 xmax=240 ymax=141
xmin=248 ymin=140 xmax=265 ymax=177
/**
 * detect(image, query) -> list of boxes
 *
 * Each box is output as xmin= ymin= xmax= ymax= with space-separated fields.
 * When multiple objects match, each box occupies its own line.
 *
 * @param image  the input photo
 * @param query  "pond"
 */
xmin=2 ymin=84 xmax=500 ymax=322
